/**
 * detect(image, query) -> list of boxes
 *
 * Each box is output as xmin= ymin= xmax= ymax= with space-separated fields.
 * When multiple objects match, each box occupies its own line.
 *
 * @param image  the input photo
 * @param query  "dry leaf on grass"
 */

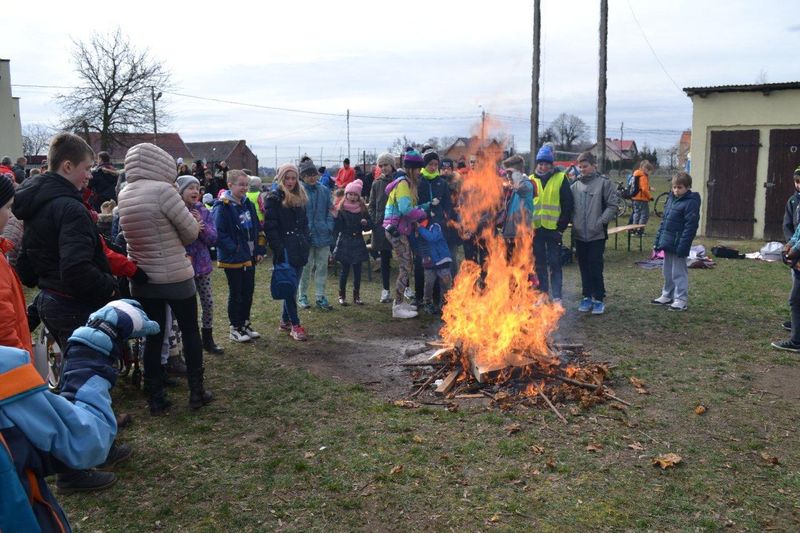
xmin=628 ymin=441 xmax=645 ymax=451
xmin=760 ymin=452 xmax=780 ymax=465
xmin=304 ymin=451 xmax=316 ymax=459
xmin=629 ymin=377 xmax=649 ymax=394
xmin=490 ymin=514 xmax=501 ymax=523
xmin=652 ymin=453 xmax=683 ymax=469
xmin=505 ymin=423 xmax=522 ymax=435
xmin=389 ymin=465 xmax=404 ymax=475
xmin=695 ymin=405 xmax=707 ymax=415
xmin=393 ymin=400 xmax=419 ymax=409
xmin=530 ymin=445 xmax=545 ymax=455
xmin=412 ymin=435 xmax=424 ymax=444
xmin=585 ymin=443 xmax=603 ymax=452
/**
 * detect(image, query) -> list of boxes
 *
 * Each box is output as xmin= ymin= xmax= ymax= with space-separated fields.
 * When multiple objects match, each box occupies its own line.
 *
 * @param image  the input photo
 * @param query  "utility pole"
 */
xmin=530 ymin=0 xmax=541 ymax=169
xmin=346 ymin=109 xmax=351 ymax=161
xmin=597 ymin=0 xmax=608 ymax=173
xmin=619 ymin=121 xmax=624 ymax=175
xmin=151 ymin=86 xmax=162 ymax=146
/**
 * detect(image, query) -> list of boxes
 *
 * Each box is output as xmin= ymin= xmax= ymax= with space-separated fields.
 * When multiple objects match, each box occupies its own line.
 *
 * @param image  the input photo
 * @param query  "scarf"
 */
xmin=420 ymin=168 xmax=440 ymax=180
xmin=340 ymin=198 xmax=363 ymax=214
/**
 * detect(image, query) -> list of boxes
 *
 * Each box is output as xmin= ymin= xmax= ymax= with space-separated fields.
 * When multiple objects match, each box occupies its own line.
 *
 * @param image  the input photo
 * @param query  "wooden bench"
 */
xmin=608 ymin=224 xmax=646 ymax=252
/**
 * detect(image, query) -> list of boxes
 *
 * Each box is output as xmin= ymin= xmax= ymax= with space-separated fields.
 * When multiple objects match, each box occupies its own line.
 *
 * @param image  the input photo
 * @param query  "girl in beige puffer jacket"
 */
xmin=118 ymin=143 xmax=213 ymax=415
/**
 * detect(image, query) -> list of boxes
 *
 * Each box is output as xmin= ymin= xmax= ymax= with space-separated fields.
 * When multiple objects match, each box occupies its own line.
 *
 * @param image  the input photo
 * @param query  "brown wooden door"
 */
xmin=706 ymin=130 xmax=760 ymax=239
xmin=764 ymin=129 xmax=800 ymax=241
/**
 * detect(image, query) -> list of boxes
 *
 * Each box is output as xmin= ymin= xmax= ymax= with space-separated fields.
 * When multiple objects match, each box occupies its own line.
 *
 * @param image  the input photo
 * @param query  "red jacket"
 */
xmin=335 ymin=166 xmax=355 ymax=189
xmin=100 ymin=236 xmax=137 ymax=278
xmin=0 ymin=238 xmax=32 ymax=355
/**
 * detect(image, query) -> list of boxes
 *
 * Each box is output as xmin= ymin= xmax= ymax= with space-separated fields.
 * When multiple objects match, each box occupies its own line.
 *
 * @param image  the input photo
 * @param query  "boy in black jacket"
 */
xmin=780 ymin=167 xmax=800 ymax=330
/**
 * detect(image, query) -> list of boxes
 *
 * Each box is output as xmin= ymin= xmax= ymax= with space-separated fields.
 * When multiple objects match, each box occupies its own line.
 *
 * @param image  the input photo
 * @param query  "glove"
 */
xmin=68 ymin=299 xmax=160 ymax=357
xmin=131 ymin=267 xmax=149 ymax=284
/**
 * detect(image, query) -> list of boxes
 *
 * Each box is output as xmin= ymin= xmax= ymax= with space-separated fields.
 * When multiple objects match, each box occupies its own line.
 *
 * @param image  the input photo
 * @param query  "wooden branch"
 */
xmin=435 ymin=369 xmax=462 ymax=396
xmin=533 ymin=371 xmax=632 ymax=407
xmin=535 ymin=386 xmax=568 ymax=424
xmin=409 ymin=366 xmax=448 ymax=399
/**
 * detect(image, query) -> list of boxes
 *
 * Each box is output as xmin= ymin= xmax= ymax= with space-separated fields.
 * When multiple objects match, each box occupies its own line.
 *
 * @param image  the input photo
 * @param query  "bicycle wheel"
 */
xmin=654 ymin=192 xmax=668 ymax=217
xmin=617 ymin=198 xmax=631 ymax=218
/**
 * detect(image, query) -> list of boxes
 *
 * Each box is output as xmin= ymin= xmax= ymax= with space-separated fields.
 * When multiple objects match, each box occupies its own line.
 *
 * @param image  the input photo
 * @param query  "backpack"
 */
xmin=711 ymin=245 xmax=745 ymax=259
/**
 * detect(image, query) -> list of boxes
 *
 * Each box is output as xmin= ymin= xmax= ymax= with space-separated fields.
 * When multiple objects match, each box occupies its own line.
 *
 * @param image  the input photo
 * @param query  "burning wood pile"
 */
xmin=399 ymin=133 xmax=629 ymax=420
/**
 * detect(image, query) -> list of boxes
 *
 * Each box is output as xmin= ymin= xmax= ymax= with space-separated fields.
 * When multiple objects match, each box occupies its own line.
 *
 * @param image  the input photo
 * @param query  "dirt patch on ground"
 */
xmin=754 ymin=364 xmax=800 ymax=402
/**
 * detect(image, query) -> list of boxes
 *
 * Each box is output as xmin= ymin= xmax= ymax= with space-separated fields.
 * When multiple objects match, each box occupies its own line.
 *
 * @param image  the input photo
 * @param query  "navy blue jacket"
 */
xmin=654 ymin=190 xmax=701 ymax=257
xmin=212 ymin=191 xmax=266 ymax=267
xmin=418 ymin=172 xmax=458 ymax=244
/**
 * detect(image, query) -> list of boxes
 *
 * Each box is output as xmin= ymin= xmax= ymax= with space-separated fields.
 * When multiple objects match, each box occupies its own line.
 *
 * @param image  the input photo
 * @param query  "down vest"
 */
xmin=118 ymin=143 xmax=199 ymax=287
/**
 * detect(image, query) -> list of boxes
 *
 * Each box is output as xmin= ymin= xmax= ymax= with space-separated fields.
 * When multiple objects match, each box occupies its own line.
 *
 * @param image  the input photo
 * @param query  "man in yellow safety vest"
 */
xmin=529 ymin=145 xmax=574 ymax=302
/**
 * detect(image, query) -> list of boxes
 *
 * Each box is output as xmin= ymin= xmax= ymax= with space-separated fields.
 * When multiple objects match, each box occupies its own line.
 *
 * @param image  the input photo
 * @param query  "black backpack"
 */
xmin=711 ymin=245 xmax=745 ymax=259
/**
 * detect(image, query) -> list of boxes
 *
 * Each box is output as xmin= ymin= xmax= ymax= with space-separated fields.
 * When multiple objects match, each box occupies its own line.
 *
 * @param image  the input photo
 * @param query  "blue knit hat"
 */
xmin=403 ymin=147 xmax=424 ymax=169
xmin=535 ymin=145 xmax=555 ymax=164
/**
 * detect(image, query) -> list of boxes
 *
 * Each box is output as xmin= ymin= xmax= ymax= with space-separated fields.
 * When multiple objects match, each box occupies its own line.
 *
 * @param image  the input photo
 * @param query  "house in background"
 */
xmin=684 ymin=82 xmax=800 ymax=240
xmin=82 ymin=132 xmax=193 ymax=165
xmin=0 ymin=59 xmax=23 ymax=158
xmin=678 ymin=130 xmax=692 ymax=170
xmin=586 ymin=138 xmax=639 ymax=165
xmin=185 ymin=140 xmax=258 ymax=174
xmin=442 ymin=136 xmax=503 ymax=163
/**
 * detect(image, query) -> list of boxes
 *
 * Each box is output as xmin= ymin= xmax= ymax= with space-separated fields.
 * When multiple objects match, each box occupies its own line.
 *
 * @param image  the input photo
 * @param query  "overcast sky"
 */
xmin=5 ymin=0 xmax=799 ymax=166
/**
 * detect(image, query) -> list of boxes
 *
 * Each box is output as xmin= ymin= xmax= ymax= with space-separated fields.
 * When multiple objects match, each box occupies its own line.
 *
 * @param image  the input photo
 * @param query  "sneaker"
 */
xmin=290 ymin=325 xmax=307 ymax=341
xmin=404 ymin=287 xmax=416 ymax=301
xmin=771 ymin=339 xmax=800 ymax=352
xmin=338 ymin=296 xmax=349 ymax=306
xmin=578 ymin=297 xmax=592 ymax=313
xmin=229 ymin=326 xmax=251 ymax=343
xmin=783 ymin=321 xmax=792 ymax=331
xmin=243 ymin=321 xmax=261 ymax=339
xmin=55 ymin=469 xmax=117 ymax=494
xmin=97 ymin=442 xmax=133 ymax=471
xmin=316 ymin=296 xmax=334 ymax=311
xmin=392 ymin=303 xmax=418 ymax=319
xmin=667 ymin=302 xmax=688 ymax=312
xmin=423 ymin=302 xmax=439 ymax=315
xmin=380 ymin=289 xmax=392 ymax=303
xmin=278 ymin=320 xmax=292 ymax=333
xmin=298 ymin=295 xmax=311 ymax=309
xmin=651 ymin=295 xmax=673 ymax=305
xmin=552 ymin=297 xmax=562 ymax=304
xmin=591 ymin=300 xmax=605 ymax=315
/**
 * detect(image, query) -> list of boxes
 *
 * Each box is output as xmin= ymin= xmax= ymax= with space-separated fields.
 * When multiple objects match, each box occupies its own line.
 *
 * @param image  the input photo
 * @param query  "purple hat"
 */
xmin=403 ymin=147 xmax=424 ymax=169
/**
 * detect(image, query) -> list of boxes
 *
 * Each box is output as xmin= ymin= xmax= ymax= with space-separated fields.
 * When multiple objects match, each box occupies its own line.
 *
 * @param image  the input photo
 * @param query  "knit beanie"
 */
xmin=0 ymin=174 xmax=14 ymax=207
xmin=377 ymin=152 xmax=396 ymax=169
xmin=345 ymin=178 xmax=363 ymax=196
xmin=276 ymin=163 xmax=300 ymax=183
xmin=402 ymin=147 xmax=424 ymax=169
xmin=423 ymin=150 xmax=440 ymax=167
xmin=440 ymin=158 xmax=454 ymax=169
xmin=794 ymin=165 xmax=800 ymax=177
xmin=202 ymin=193 xmax=213 ymax=205
xmin=298 ymin=156 xmax=319 ymax=178
xmin=535 ymin=145 xmax=555 ymax=164
xmin=176 ymin=175 xmax=200 ymax=195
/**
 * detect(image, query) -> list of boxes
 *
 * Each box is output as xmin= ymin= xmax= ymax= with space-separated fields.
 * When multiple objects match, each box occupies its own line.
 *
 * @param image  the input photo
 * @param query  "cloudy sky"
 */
xmin=5 ymin=0 xmax=799 ymax=166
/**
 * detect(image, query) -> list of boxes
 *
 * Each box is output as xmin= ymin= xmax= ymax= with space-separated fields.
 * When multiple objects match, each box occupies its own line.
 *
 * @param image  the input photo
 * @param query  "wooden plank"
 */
xmin=607 ymin=224 xmax=645 ymax=235
xmin=435 ymin=369 xmax=461 ymax=395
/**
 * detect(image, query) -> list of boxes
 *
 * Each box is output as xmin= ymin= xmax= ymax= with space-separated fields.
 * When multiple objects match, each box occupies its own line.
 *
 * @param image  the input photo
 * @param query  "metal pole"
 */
xmin=530 ymin=0 xmax=541 ymax=169
xmin=346 ymin=109 xmax=351 ymax=161
xmin=151 ymin=87 xmax=158 ymax=146
xmin=597 ymin=0 xmax=608 ymax=173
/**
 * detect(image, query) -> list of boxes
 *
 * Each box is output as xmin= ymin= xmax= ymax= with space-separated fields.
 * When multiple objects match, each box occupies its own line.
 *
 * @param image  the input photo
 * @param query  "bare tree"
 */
xmin=387 ymin=136 xmax=421 ymax=153
xmin=21 ymin=124 xmax=54 ymax=156
xmin=56 ymin=28 xmax=171 ymax=151
xmin=549 ymin=113 xmax=589 ymax=151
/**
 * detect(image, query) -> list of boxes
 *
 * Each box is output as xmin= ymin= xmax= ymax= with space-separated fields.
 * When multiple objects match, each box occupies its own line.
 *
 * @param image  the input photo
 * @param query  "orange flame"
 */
xmin=441 ymin=122 xmax=563 ymax=376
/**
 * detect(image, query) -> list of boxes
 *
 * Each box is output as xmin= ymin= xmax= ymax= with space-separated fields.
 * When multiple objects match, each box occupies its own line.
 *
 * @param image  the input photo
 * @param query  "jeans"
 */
xmin=379 ymin=249 xmax=392 ymax=291
xmin=224 ymin=266 xmax=256 ymax=327
xmin=282 ymin=266 xmax=304 ymax=326
xmin=575 ymin=239 xmax=606 ymax=301
xmin=661 ymin=251 xmax=689 ymax=305
xmin=632 ymin=200 xmax=650 ymax=226
xmin=423 ymin=267 xmax=453 ymax=303
xmin=339 ymin=262 xmax=362 ymax=295
xmin=36 ymin=290 xmax=97 ymax=352
xmin=533 ymin=229 xmax=563 ymax=299
xmin=299 ymin=245 xmax=330 ymax=300
xmin=139 ymin=295 xmax=203 ymax=384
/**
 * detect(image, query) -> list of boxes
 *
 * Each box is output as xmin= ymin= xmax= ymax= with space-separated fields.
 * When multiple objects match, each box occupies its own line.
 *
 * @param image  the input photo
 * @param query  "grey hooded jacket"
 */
xmin=570 ymin=172 xmax=619 ymax=242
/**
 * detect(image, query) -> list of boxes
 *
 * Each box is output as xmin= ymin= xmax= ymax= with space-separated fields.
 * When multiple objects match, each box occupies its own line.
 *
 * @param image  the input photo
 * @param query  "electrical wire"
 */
xmin=625 ymin=0 xmax=683 ymax=93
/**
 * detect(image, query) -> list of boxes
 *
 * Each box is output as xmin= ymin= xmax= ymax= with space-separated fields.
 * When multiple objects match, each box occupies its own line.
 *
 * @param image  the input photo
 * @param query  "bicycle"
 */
xmin=653 ymin=191 xmax=669 ymax=218
xmin=614 ymin=181 xmax=632 ymax=218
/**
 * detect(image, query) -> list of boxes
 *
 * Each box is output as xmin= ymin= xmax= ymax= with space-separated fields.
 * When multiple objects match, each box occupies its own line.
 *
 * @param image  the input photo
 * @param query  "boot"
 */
xmin=145 ymin=377 xmax=172 ymax=416
xmin=202 ymin=327 xmax=225 ymax=354
xmin=353 ymin=289 xmax=363 ymax=305
xmin=188 ymin=367 xmax=214 ymax=410
xmin=165 ymin=354 xmax=187 ymax=376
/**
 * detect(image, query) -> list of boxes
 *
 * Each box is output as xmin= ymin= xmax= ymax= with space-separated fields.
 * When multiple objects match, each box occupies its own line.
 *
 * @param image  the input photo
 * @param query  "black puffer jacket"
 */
xmin=12 ymin=172 xmax=116 ymax=305
xmin=88 ymin=164 xmax=119 ymax=211
xmin=334 ymin=209 xmax=373 ymax=264
xmin=263 ymin=189 xmax=310 ymax=267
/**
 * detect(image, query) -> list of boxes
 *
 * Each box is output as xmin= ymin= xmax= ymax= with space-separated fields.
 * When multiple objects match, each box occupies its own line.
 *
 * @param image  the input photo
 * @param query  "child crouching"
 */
xmin=416 ymin=216 xmax=453 ymax=315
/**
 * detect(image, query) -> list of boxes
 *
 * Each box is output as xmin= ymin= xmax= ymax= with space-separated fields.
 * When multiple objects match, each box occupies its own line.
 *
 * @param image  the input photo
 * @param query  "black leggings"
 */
xmin=139 ymin=295 xmax=203 ymax=381
xmin=339 ymin=262 xmax=362 ymax=294
xmin=379 ymin=249 xmax=392 ymax=290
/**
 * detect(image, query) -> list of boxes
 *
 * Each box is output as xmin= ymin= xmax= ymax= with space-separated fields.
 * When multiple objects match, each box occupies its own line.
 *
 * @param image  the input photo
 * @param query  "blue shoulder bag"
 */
xmin=270 ymin=250 xmax=297 ymax=300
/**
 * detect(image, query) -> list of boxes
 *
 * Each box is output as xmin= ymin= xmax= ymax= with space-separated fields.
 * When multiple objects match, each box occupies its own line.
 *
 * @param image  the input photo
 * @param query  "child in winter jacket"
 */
xmin=334 ymin=179 xmax=372 ymax=305
xmin=652 ymin=172 xmax=701 ymax=312
xmin=297 ymin=156 xmax=335 ymax=311
xmin=416 ymin=216 xmax=453 ymax=315
xmin=213 ymin=170 xmax=266 ymax=343
xmin=177 ymin=176 xmax=223 ymax=354
xmin=630 ymin=161 xmax=654 ymax=231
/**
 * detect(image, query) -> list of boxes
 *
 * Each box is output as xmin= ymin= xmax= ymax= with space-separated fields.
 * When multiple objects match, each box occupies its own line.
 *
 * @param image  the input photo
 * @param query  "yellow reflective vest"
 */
xmin=530 ymin=171 xmax=565 ymax=230
xmin=246 ymin=191 xmax=264 ymax=223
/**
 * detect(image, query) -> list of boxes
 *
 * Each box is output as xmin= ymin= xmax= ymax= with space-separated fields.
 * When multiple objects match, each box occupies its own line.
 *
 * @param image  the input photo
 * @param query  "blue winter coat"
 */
xmin=654 ymin=190 xmax=701 ymax=257
xmin=0 ymin=343 xmax=118 ymax=533
xmin=417 ymin=223 xmax=452 ymax=268
xmin=212 ymin=191 xmax=266 ymax=267
xmin=302 ymin=181 xmax=335 ymax=247
xmin=418 ymin=172 xmax=458 ymax=244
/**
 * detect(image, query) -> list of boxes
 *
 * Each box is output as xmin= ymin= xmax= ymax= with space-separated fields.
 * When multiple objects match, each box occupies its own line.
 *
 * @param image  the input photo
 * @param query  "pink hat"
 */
xmin=345 ymin=178 xmax=363 ymax=196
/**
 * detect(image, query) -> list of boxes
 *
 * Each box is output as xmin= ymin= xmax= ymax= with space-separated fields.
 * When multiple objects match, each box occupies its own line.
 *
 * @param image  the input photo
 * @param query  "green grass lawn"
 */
xmin=60 ymin=189 xmax=800 ymax=531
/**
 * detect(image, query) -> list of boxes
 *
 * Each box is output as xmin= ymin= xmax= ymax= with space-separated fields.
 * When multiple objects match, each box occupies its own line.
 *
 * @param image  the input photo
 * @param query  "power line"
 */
xmin=625 ymin=0 xmax=683 ymax=93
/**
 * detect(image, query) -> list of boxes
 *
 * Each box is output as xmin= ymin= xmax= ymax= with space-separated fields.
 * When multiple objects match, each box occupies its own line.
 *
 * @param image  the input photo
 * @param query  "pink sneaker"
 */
xmin=290 ymin=325 xmax=307 ymax=341
xmin=278 ymin=320 xmax=291 ymax=333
